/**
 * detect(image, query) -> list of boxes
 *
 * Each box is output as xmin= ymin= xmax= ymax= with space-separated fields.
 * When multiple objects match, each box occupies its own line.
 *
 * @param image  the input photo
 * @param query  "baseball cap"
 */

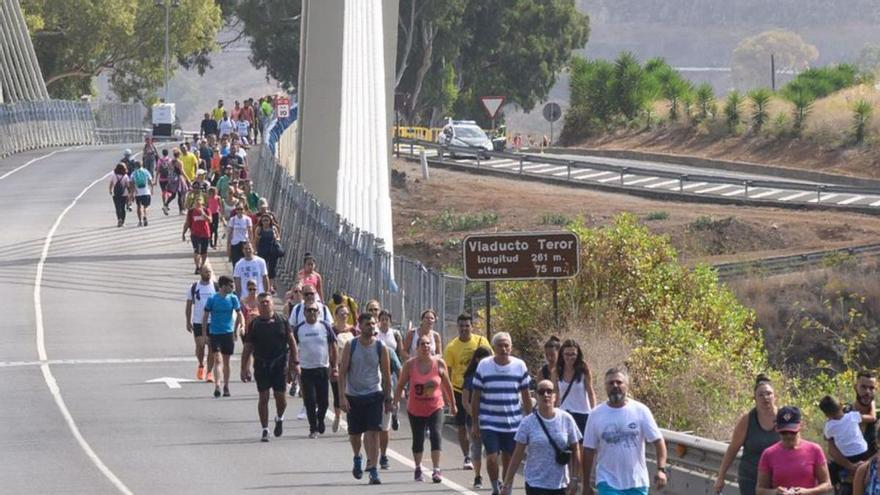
xmin=775 ymin=406 xmax=802 ymax=432
xmin=123 ymin=149 xmax=132 ymax=156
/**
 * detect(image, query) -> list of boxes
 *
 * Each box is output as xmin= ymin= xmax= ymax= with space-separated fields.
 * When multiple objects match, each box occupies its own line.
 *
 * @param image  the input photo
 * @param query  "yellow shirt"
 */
xmin=180 ymin=152 xmax=198 ymax=182
xmin=212 ymin=107 xmax=224 ymax=121
xmin=327 ymin=295 xmax=358 ymax=326
xmin=443 ymin=334 xmax=492 ymax=392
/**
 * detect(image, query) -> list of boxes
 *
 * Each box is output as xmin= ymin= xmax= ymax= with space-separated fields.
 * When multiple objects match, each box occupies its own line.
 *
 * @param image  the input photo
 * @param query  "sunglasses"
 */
xmin=303 ymin=292 xmax=315 ymax=296
xmin=248 ymin=287 xmax=257 ymax=291
xmin=292 ymin=290 xmax=301 ymax=294
xmin=536 ymin=388 xmax=555 ymax=396
xmin=305 ymin=308 xmax=319 ymax=313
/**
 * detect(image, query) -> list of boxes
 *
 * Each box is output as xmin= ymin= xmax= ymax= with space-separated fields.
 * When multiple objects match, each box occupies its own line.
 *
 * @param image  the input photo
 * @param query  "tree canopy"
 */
xmin=23 ymin=0 xmax=222 ymax=102
xmin=731 ymin=30 xmax=819 ymax=91
xmin=233 ymin=0 xmax=301 ymax=92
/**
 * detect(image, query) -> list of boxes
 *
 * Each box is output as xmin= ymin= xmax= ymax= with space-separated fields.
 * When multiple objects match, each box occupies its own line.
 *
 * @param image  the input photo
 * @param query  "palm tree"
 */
xmin=852 ymin=99 xmax=874 ymax=143
xmin=748 ymin=89 xmax=772 ymax=133
xmin=695 ymin=83 xmax=715 ymax=122
xmin=724 ymin=91 xmax=742 ymax=132
xmin=789 ymin=90 xmax=815 ymax=136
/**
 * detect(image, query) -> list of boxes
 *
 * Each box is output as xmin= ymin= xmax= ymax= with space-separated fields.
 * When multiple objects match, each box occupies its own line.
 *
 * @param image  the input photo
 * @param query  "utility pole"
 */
xmin=771 ymin=53 xmax=776 ymax=91
xmin=156 ymin=0 xmax=179 ymax=102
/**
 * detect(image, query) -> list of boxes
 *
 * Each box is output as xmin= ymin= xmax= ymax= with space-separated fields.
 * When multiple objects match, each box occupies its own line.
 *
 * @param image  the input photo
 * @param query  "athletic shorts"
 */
xmin=346 ymin=392 xmax=384 ymax=435
xmin=209 ymin=333 xmax=235 ymax=355
xmin=596 ymin=483 xmax=648 ymax=495
xmin=191 ymin=236 xmax=210 ymax=255
xmin=568 ymin=411 xmax=588 ymax=435
xmin=135 ymin=195 xmax=151 ymax=207
xmin=454 ymin=391 xmax=467 ymax=426
xmin=192 ymin=323 xmax=205 ymax=338
xmin=254 ymin=360 xmax=288 ymax=393
xmin=525 ymin=485 xmax=565 ymax=495
xmin=481 ymin=429 xmax=516 ymax=455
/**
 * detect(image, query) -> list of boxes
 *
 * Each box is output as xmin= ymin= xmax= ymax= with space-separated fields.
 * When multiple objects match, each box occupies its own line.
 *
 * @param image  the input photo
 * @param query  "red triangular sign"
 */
xmin=480 ymin=96 xmax=505 ymax=119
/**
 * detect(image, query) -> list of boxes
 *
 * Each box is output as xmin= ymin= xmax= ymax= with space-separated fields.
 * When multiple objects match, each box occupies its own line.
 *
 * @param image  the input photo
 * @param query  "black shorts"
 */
xmin=192 ymin=323 xmax=205 ymax=338
xmin=346 ymin=392 xmax=384 ymax=435
xmin=135 ymin=195 xmax=151 ymax=207
xmin=454 ymin=390 xmax=467 ymax=426
xmin=191 ymin=236 xmax=209 ymax=255
xmin=209 ymin=333 xmax=235 ymax=355
xmin=254 ymin=359 xmax=288 ymax=393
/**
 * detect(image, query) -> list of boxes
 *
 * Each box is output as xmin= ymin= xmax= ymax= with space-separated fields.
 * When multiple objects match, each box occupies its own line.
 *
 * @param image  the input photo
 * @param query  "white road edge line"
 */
xmin=0 ymin=146 xmax=81 ymax=181
xmin=328 ymin=412 xmax=478 ymax=495
xmin=0 ymin=356 xmax=231 ymax=368
xmin=35 ymin=165 xmax=136 ymax=494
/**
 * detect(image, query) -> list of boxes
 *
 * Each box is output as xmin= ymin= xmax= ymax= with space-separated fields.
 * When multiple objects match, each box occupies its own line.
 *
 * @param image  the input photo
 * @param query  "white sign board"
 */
xmin=480 ymin=96 xmax=505 ymax=119
xmin=276 ymin=97 xmax=291 ymax=119
xmin=152 ymin=103 xmax=175 ymax=125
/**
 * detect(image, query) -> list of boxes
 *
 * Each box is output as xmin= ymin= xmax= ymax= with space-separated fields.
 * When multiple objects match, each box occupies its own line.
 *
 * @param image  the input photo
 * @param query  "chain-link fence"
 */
xmin=91 ymin=101 xmax=147 ymax=144
xmin=249 ymin=141 xmax=465 ymax=340
xmin=0 ymin=100 xmax=97 ymax=158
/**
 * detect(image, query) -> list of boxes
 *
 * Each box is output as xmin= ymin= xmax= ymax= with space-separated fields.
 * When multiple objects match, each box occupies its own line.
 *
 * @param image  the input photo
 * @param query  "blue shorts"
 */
xmin=597 ymin=482 xmax=648 ymax=495
xmin=480 ymin=429 xmax=516 ymax=455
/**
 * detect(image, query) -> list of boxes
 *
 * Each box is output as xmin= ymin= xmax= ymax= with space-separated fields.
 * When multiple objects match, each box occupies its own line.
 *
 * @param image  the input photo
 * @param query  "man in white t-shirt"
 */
xmin=233 ymin=243 xmax=269 ymax=298
xmin=218 ymin=112 xmax=234 ymax=137
xmin=185 ymin=264 xmax=217 ymax=381
xmin=288 ymin=284 xmax=332 ymax=327
xmin=582 ymin=368 xmax=668 ymax=495
xmin=294 ymin=302 xmax=338 ymax=438
xmin=130 ymin=161 xmax=154 ymax=227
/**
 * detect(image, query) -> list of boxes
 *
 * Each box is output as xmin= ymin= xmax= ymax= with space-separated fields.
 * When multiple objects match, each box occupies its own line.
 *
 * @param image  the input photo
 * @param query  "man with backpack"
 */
xmin=185 ymin=265 xmax=217 ymax=382
xmin=294 ymin=302 xmax=338 ymax=438
xmin=130 ymin=161 xmax=154 ymax=227
xmin=288 ymin=284 xmax=332 ymax=327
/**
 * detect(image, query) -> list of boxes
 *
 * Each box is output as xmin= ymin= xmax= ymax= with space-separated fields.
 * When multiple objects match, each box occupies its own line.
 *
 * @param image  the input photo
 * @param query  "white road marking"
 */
xmin=0 ymin=356 xmax=212 ymax=368
xmin=695 ymin=184 xmax=735 ymax=194
xmin=0 ymin=146 xmax=80 ymax=181
xmin=489 ymin=160 xmax=517 ymax=168
xmin=575 ymin=171 xmax=613 ymax=180
xmin=681 ymin=182 xmax=707 ymax=190
xmin=779 ymin=191 xmax=811 ymax=201
xmin=553 ymin=168 xmax=575 ymax=176
xmin=837 ymin=195 xmax=865 ymax=205
xmin=531 ymin=165 xmax=566 ymax=174
xmin=34 ymin=159 xmax=139 ymax=494
xmin=722 ymin=188 xmax=746 ymax=197
xmin=328 ymin=412 xmax=478 ymax=494
xmin=645 ymin=179 xmax=680 ymax=189
xmin=623 ymin=177 xmax=657 ymax=186
xmin=871 ymin=199 xmax=880 ymax=207
xmin=748 ymin=189 xmax=781 ymax=199
xmin=145 ymin=377 xmax=199 ymax=389
xmin=808 ymin=193 xmax=839 ymax=203
xmin=520 ymin=164 xmax=549 ymax=171
xmin=598 ymin=174 xmax=633 ymax=183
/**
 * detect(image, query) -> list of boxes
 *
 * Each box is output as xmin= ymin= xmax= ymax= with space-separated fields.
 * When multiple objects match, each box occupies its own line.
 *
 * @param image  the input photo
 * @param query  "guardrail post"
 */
xmin=680 ymin=175 xmax=688 ymax=193
xmin=620 ymin=167 xmax=628 ymax=185
xmin=744 ymin=181 xmax=750 ymax=199
xmin=816 ymin=186 xmax=822 ymax=204
xmin=567 ymin=161 xmax=572 ymax=180
xmin=409 ymin=141 xmax=414 ymax=155
xmin=519 ymin=157 xmax=524 ymax=174
xmin=476 ymin=153 xmax=481 ymax=168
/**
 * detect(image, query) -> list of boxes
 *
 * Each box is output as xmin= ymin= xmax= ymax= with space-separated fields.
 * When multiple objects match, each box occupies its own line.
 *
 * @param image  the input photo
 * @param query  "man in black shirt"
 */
xmin=201 ymin=112 xmax=218 ymax=138
xmin=241 ymin=292 xmax=299 ymax=442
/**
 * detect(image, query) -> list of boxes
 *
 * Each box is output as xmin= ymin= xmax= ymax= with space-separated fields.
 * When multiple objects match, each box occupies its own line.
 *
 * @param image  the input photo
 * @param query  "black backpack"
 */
xmin=190 ymin=281 xmax=220 ymax=301
xmin=112 ymin=174 xmax=127 ymax=196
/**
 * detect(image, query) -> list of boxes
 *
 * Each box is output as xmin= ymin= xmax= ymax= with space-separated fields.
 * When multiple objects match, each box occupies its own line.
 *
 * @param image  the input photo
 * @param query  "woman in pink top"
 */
xmin=205 ymin=187 xmax=222 ymax=248
xmin=297 ymin=252 xmax=324 ymax=301
xmin=757 ymin=406 xmax=832 ymax=495
xmin=394 ymin=334 xmax=456 ymax=483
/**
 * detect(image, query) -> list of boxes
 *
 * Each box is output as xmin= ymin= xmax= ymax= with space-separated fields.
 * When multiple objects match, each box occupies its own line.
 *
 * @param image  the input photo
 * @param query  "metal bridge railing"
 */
xmin=0 ymin=100 xmax=97 ymax=158
xmin=248 ymin=142 xmax=465 ymax=331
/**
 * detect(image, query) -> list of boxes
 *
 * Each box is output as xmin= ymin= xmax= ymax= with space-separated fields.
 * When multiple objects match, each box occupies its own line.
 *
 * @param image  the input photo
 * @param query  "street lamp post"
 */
xmin=155 ymin=0 xmax=180 ymax=102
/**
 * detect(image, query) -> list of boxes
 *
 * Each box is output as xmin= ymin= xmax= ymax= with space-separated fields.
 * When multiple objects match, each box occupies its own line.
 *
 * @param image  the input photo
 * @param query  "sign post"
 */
xmin=480 ymin=96 xmax=506 ymax=131
xmin=542 ymin=102 xmax=562 ymax=145
xmin=463 ymin=231 xmax=580 ymax=335
xmin=276 ymin=96 xmax=291 ymax=119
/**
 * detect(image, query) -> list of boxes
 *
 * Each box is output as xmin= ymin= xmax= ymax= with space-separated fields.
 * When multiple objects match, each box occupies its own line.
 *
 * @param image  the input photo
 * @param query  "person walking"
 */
xmin=233 ymin=242 xmax=269 ymax=299
xmin=377 ymin=309 xmax=403 ymax=467
xmin=182 ymin=197 xmax=212 ymax=274
xmin=227 ymin=204 xmax=253 ymax=269
xmin=394 ymin=334 xmax=456 ymax=483
xmin=540 ymin=336 xmax=561 ymax=381
xmin=833 ymin=372 xmax=879 ymax=495
xmin=715 ymin=374 xmax=780 ymax=495
xmin=162 ymin=151 xmax=188 ymax=215
xmin=338 ymin=312 xmax=393 ymax=485
xmin=185 ymin=264 xmax=217 ymax=382
xmin=294 ymin=302 xmax=338 ymax=439
xmin=502 ymin=379 xmax=583 ymax=495
xmin=142 ymin=136 xmax=158 ymax=175
xmin=756 ymin=406 xmax=832 ymax=495
xmin=297 ymin=253 xmax=324 ymax=302
xmin=241 ymin=292 xmax=296 ymax=442
xmin=403 ymin=309 xmax=443 ymax=360
xmin=288 ymin=284 xmax=332 ymax=327
xmin=108 ymin=163 xmax=132 ymax=227
xmin=202 ymin=275 xmax=243 ymax=398
xmin=444 ymin=313 xmax=492 ymax=471
xmin=463 ymin=346 xmax=494 ymax=490
xmin=331 ymin=305 xmax=356 ymax=433
xmin=581 ymin=368 xmax=668 ymax=495
xmin=130 ymin=160 xmax=154 ymax=227
xmin=553 ymin=339 xmax=596 ymax=437
xmin=854 ymin=430 xmax=880 ymax=495
xmin=205 ymin=187 xmax=222 ymax=248
xmin=254 ymin=214 xmax=281 ymax=295
xmin=471 ymin=332 xmax=533 ymax=495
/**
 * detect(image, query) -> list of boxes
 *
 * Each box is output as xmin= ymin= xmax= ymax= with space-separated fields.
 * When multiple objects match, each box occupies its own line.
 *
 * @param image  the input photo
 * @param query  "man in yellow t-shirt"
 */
xmin=443 ymin=313 xmax=492 ymax=470
xmin=179 ymin=144 xmax=199 ymax=182
xmin=212 ymin=99 xmax=225 ymax=122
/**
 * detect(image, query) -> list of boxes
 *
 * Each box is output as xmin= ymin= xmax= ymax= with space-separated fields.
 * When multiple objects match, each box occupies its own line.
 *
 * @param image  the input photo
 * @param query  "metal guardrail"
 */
xmin=397 ymin=138 xmax=880 ymax=201
xmin=712 ymin=242 xmax=880 ymax=280
xmin=652 ymin=428 xmax=740 ymax=495
xmin=248 ymin=141 xmax=465 ymax=335
xmin=0 ymin=100 xmax=97 ymax=158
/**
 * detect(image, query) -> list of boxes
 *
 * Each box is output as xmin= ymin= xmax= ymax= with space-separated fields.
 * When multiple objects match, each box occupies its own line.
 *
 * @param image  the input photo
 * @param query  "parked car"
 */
xmin=438 ymin=120 xmax=492 ymax=158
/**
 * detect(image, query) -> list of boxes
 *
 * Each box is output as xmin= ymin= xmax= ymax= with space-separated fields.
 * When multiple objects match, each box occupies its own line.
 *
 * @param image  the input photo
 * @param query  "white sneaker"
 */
xmin=297 ymin=406 xmax=306 ymax=420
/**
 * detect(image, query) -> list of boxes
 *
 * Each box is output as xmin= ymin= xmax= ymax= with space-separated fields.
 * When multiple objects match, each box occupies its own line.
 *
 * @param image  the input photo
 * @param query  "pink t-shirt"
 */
xmin=758 ymin=440 xmax=826 ymax=489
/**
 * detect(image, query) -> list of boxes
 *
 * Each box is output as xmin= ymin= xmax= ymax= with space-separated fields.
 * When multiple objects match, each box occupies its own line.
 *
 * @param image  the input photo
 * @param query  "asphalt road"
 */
xmin=0 ymin=146 xmax=496 ymax=494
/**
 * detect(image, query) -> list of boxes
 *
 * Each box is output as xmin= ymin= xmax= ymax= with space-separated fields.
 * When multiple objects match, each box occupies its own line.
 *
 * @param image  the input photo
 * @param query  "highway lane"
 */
xmin=0 ymin=146 xmax=496 ymax=494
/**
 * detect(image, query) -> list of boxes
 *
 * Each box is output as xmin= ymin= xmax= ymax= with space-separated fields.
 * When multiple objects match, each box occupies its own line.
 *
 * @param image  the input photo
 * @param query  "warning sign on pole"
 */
xmin=276 ymin=97 xmax=291 ymax=119
xmin=479 ymin=96 xmax=506 ymax=120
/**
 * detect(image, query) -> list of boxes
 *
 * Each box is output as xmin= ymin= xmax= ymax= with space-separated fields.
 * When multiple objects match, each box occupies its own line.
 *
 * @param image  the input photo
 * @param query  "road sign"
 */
xmin=463 ymin=232 xmax=580 ymax=281
xmin=146 ymin=377 xmax=198 ymax=389
xmin=480 ymin=96 xmax=506 ymax=120
xmin=276 ymin=96 xmax=291 ymax=119
xmin=543 ymin=102 xmax=562 ymax=123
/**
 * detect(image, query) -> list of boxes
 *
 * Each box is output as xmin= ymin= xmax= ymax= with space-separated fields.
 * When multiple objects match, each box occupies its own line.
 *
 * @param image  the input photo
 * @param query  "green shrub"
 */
xmin=432 ymin=208 xmax=498 ymax=231
xmin=645 ymin=211 xmax=669 ymax=221
xmin=852 ymin=99 xmax=873 ymax=144
xmin=541 ymin=213 xmax=571 ymax=225
xmin=781 ymin=64 xmax=860 ymax=102
xmin=695 ymin=83 xmax=716 ymax=122
xmin=724 ymin=91 xmax=743 ymax=132
xmin=748 ymin=88 xmax=772 ymax=133
xmin=690 ymin=215 xmax=715 ymax=230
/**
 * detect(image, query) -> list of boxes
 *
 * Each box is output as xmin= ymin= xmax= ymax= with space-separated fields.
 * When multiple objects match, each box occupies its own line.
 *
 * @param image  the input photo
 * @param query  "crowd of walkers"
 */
xmin=119 ymin=97 xmax=880 ymax=494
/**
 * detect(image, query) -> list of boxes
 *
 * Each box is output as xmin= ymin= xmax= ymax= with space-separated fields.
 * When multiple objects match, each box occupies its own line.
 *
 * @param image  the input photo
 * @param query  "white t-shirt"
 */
xmin=233 ymin=256 xmax=268 ymax=297
xmin=229 ymin=215 xmax=252 ymax=245
xmin=824 ymin=411 xmax=869 ymax=457
xmin=583 ymin=399 xmax=663 ymax=491
xmin=376 ymin=327 xmax=399 ymax=352
xmin=218 ymin=119 xmax=234 ymax=137
xmin=293 ymin=320 xmax=336 ymax=369
xmin=559 ymin=376 xmax=592 ymax=414
xmin=472 ymin=357 xmax=531 ymax=432
xmin=131 ymin=169 xmax=152 ymax=196
xmin=236 ymin=120 xmax=250 ymax=136
xmin=515 ymin=410 xmax=582 ymax=490
xmin=288 ymin=301 xmax=333 ymax=328
xmin=186 ymin=280 xmax=217 ymax=323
